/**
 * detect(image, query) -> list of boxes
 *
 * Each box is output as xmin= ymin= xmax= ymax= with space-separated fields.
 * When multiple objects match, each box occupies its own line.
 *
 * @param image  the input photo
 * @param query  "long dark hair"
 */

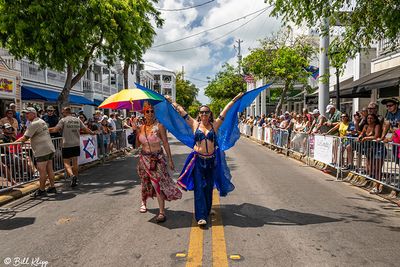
xmin=197 ymin=105 xmax=214 ymax=123
xmin=367 ymin=113 xmax=379 ymax=125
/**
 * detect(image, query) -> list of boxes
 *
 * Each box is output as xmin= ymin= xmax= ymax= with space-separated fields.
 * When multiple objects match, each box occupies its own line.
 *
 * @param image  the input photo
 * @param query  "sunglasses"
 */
xmin=386 ymin=104 xmax=394 ymax=108
xmin=199 ymin=110 xmax=210 ymax=115
xmin=145 ymin=110 xmax=154 ymax=114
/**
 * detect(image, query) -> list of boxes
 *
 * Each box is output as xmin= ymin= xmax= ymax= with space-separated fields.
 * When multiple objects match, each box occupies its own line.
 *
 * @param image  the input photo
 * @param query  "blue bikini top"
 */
xmin=194 ymin=124 xmax=216 ymax=153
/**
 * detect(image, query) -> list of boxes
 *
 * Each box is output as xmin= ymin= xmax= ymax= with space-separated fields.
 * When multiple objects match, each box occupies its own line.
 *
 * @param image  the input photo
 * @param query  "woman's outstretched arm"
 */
xmin=214 ymin=92 xmax=244 ymax=131
xmin=165 ymin=95 xmax=196 ymax=130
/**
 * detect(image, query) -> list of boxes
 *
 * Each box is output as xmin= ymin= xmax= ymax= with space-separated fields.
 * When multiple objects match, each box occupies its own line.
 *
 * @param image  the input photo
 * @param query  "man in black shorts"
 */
xmin=49 ymin=107 xmax=94 ymax=187
xmin=16 ymin=107 xmax=56 ymax=197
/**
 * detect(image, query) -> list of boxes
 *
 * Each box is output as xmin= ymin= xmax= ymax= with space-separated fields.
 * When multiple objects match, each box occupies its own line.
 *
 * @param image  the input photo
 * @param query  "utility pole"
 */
xmin=181 ymin=65 xmax=184 ymax=80
xmin=319 ymin=18 xmax=330 ymax=116
xmin=234 ymin=39 xmax=243 ymax=75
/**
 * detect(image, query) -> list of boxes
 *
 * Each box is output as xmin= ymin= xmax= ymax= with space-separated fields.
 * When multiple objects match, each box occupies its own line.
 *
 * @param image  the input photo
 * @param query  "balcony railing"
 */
xmin=103 ymin=84 xmax=110 ymax=94
xmin=93 ymin=81 xmax=102 ymax=94
xmin=47 ymin=69 xmax=66 ymax=87
xmin=378 ymin=38 xmax=400 ymax=56
xmin=1 ymin=51 xmax=119 ymax=96
xmin=110 ymin=87 xmax=118 ymax=94
xmin=21 ymin=61 xmax=46 ymax=83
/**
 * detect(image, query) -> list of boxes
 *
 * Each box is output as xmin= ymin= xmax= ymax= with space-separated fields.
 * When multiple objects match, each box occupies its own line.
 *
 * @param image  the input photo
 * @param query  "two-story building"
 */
xmin=140 ymin=62 xmax=176 ymax=101
xmin=0 ymin=48 xmax=124 ymax=117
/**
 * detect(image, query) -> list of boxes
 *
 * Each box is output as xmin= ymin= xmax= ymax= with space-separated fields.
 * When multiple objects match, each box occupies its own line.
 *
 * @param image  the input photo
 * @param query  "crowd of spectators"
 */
xmin=0 ymin=104 xmax=139 ymax=192
xmin=241 ymin=98 xmax=400 ymax=193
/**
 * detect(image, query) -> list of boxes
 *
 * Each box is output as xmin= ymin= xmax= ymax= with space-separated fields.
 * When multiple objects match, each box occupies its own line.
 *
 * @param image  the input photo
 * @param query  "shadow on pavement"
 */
xmin=145 ymin=202 xmax=341 ymax=229
xmin=0 ymin=217 xmax=35 ymax=230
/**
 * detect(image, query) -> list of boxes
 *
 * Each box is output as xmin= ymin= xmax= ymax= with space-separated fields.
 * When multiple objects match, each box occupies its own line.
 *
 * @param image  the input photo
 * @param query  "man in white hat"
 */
xmin=308 ymin=109 xmax=328 ymax=134
xmin=324 ymin=104 xmax=341 ymax=134
xmin=16 ymin=107 xmax=56 ymax=197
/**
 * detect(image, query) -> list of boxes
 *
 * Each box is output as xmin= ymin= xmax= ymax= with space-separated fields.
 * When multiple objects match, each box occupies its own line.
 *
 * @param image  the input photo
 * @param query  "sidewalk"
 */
xmin=0 ymin=150 xmax=127 ymax=206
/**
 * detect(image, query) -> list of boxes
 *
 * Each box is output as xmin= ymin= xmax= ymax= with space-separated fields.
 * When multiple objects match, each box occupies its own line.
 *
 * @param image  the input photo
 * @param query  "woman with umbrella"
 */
xmin=99 ymin=89 xmax=182 ymax=222
xmin=165 ymin=93 xmax=243 ymax=226
xmin=135 ymin=101 xmax=182 ymax=223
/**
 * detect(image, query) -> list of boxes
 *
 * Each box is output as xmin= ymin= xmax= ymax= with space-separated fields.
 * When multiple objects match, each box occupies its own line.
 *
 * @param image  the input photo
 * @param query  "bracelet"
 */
xmin=182 ymin=113 xmax=189 ymax=120
xmin=218 ymin=115 xmax=225 ymax=121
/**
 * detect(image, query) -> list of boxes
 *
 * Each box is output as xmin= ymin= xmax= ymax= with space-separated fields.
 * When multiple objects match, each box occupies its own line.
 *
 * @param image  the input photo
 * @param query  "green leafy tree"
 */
xmin=242 ymin=36 xmax=315 ymax=114
xmin=204 ymin=64 xmax=246 ymax=115
xmin=188 ymin=99 xmax=202 ymax=118
xmin=266 ymin=0 xmax=400 ymax=58
xmin=0 ymin=0 xmax=163 ymax=107
xmin=176 ymin=72 xmax=199 ymax=111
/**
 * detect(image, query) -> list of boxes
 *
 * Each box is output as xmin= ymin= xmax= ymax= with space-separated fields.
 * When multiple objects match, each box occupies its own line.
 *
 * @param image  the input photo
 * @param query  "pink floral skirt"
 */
xmin=137 ymin=151 xmax=182 ymax=202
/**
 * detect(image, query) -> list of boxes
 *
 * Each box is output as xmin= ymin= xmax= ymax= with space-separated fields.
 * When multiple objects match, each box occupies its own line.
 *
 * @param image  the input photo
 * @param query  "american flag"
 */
xmin=243 ymin=74 xmax=255 ymax=83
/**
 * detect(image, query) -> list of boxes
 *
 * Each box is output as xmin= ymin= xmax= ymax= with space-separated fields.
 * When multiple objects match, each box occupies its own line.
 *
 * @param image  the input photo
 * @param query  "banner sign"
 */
xmin=313 ymin=135 xmax=333 ymax=164
xmin=0 ymin=78 xmax=14 ymax=94
xmin=78 ymin=135 xmax=98 ymax=165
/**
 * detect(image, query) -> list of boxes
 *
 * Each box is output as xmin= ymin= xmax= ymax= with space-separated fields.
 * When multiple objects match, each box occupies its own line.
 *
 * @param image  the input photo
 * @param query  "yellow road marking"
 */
xmin=176 ymin=253 xmax=186 ymax=258
xmin=186 ymin=218 xmax=203 ymax=267
xmin=229 ymin=255 xmax=241 ymax=260
xmin=212 ymin=189 xmax=228 ymax=267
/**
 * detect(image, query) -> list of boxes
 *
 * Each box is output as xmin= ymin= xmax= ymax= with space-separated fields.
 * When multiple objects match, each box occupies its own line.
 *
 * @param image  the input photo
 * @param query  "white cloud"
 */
xmin=144 ymin=0 xmax=282 ymax=104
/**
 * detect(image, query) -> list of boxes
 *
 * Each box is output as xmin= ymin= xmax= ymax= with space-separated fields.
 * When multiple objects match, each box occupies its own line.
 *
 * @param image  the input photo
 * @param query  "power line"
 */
xmin=142 ymin=62 xmax=208 ymax=83
xmin=157 ymin=0 xmax=214 ymax=11
xmin=150 ymin=8 xmax=269 ymax=53
xmin=186 ymin=76 xmax=209 ymax=83
xmin=152 ymin=6 xmax=271 ymax=48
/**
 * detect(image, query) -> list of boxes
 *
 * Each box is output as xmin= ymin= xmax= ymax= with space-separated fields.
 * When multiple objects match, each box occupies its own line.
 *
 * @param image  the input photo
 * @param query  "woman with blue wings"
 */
xmin=165 ymin=93 xmax=243 ymax=226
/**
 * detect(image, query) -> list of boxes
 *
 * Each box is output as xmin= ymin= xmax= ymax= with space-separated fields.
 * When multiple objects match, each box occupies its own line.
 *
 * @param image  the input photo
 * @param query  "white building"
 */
xmin=140 ymin=62 xmax=176 ymax=101
xmin=0 ymin=48 xmax=124 ymax=117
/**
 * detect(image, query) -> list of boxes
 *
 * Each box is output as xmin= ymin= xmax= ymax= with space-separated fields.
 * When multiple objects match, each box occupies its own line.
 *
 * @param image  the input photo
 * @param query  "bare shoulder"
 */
xmin=158 ymin=123 xmax=166 ymax=132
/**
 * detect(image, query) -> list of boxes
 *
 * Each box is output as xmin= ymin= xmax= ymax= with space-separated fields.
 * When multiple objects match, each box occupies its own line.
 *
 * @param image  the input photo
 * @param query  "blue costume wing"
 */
xmin=136 ymin=82 xmax=272 ymax=196
xmin=217 ymin=83 xmax=273 ymax=151
xmin=135 ymin=83 xmax=195 ymax=148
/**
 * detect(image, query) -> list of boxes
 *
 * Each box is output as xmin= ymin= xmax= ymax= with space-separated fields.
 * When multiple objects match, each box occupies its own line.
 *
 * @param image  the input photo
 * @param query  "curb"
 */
xmin=244 ymin=134 xmax=400 ymax=207
xmin=0 ymin=150 xmax=127 ymax=206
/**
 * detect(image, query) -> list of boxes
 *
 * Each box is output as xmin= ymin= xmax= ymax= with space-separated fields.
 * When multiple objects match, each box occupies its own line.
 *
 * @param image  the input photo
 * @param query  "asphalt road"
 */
xmin=1 ymin=136 xmax=400 ymax=267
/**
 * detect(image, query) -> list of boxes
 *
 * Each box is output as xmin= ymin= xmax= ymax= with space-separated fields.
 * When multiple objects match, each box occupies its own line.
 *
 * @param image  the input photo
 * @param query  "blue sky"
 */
xmin=144 ymin=0 xmax=281 ymax=104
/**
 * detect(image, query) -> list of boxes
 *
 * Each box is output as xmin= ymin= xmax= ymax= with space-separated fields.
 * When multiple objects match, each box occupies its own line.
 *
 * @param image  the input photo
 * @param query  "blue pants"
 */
xmin=193 ymin=156 xmax=216 ymax=221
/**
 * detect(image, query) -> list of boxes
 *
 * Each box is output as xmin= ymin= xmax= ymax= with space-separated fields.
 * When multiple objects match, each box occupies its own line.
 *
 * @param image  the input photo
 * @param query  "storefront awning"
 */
xmin=330 ymin=77 xmax=371 ymax=98
xmin=22 ymin=86 xmax=95 ymax=105
xmin=339 ymin=66 xmax=400 ymax=92
xmin=93 ymin=99 xmax=104 ymax=107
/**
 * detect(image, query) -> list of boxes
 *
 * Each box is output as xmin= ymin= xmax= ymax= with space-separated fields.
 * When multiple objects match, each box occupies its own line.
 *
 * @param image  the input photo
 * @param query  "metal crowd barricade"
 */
xmin=239 ymin=123 xmax=400 ymax=191
xmin=343 ymin=137 xmax=400 ymax=191
xmin=289 ymin=132 xmax=309 ymax=155
xmin=0 ymin=129 xmax=133 ymax=192
xmin=0 ymin=137 xmax=64 ymax=193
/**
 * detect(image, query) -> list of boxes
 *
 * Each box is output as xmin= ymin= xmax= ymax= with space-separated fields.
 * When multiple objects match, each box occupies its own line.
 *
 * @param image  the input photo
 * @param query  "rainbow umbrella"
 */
xmin=98 ymin=88 xmax=164 ymax=110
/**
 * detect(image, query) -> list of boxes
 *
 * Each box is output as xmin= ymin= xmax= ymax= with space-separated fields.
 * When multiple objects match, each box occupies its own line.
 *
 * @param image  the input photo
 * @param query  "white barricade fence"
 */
xmin=289 ymin=132 xmax=308 ymax=154
xmin=264 ymin=127 xmax=272 ymax=144
xmin=245 ymin=124 xmax=251 ymax=136
xmin=256 ymin=126 xmax=263 ymax=141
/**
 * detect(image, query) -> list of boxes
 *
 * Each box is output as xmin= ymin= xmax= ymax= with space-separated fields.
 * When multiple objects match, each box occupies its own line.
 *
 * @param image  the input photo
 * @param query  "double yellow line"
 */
xmin=186 ymin=190 xmax=228 ymax=267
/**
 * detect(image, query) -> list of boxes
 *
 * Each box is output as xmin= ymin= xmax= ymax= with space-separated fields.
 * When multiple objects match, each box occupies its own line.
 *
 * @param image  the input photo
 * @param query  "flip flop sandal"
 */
xmin=156 ymin=213 xmax=166 ymax=223
xmin=139 ymin=205 xmax=147 ymax=213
